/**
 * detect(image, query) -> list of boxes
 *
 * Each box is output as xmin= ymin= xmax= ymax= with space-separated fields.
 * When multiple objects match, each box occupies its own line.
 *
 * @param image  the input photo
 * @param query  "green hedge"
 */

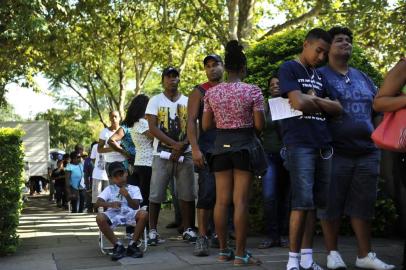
xmin=246 ymin=29 xmax=396 ymax=236
xmin=0 ymin=127 xmax=25 ymax=255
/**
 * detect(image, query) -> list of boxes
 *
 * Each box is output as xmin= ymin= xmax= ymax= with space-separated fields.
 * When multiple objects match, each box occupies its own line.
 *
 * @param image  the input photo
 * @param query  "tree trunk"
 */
xmin=237 ymin=0 xmax=255 ymax=43
xmin=0 ymin=84 xmax=6 ymax=107
xmin=227 ymin=0 xmax=238 ymax=40
xmin=117 ymin=28 xmax=126 ymax=120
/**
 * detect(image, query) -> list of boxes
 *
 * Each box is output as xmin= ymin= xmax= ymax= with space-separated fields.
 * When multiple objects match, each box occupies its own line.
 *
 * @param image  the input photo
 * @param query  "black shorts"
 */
xmin=210 ymin=150 xmax=251 ymax=172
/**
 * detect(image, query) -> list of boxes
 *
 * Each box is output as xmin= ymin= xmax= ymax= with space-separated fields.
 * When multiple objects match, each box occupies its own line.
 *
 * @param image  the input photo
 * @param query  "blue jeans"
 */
xmin=285 ymin=146 xmax=332 ymax=210
xmin=262 ymin=152 xmax=290 ymax=239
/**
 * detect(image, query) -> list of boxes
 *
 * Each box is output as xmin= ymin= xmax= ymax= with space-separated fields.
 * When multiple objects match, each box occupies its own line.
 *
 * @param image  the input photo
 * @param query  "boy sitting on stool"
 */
xmin=95 ymin=161 xmax=148 ymax=261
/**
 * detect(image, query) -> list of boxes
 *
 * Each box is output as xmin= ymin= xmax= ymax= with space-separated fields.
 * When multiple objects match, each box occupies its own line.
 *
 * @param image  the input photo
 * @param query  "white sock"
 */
xmin=300 ymin=248 xmax=313 ymax=268
xmin=129 ymin=240 xmax=135 ymax=246
xmin=287 ymin=252 xmax=300 ymax=270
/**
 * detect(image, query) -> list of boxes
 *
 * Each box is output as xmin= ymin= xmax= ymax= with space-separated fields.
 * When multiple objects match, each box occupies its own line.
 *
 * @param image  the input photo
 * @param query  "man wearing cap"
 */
xmin=187 ymin=54 xmax=224 ymax=256
xmin=146 ymin=67 xmax=197 ymax=245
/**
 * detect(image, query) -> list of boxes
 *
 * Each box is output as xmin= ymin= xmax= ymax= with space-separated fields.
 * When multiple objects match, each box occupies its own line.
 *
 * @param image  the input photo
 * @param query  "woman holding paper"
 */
xmin=259 ymin=74 xmax=290 ymax=249
xmin=202 ymin=40 xmax=266 ymax=266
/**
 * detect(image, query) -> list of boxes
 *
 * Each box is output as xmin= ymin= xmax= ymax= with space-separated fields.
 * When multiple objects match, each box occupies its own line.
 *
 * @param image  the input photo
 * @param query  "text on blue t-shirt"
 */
xmin=277 ymin=60 xmax=334 ymax=148
xmin=318 ymin=65 xmax=378 ymax=154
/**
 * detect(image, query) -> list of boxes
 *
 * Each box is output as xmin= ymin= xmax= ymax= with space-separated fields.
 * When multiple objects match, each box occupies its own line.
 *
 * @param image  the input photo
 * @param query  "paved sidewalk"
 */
xmin=0 ymin=195 xmax=403 ymax=270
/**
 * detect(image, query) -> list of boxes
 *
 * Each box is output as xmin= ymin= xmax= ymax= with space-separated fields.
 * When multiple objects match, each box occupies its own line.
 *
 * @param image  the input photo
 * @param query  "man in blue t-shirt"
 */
xmin=318 ymin=27 xmax=394 ymax=270
xmin=278 ymin=28 xmax=343 ymax=270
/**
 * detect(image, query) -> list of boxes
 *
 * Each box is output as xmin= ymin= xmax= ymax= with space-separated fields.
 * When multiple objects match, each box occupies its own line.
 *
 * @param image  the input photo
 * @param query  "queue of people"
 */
xmin=45 ymin=25 xmax=404 ymax=270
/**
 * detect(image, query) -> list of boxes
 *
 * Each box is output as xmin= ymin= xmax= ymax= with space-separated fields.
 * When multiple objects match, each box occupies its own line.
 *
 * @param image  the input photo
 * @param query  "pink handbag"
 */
xmin=371 ymin=109 xmax=406 ymax=152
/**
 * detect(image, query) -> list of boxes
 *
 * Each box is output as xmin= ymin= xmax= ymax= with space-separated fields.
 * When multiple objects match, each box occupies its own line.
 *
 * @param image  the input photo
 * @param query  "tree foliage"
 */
xmin=35 ymin=105 xmax=102 ymax=152
xmin=0 ymin=104 xmax=22 ymax=122
xmin=1 ymin=0 xmax=404 ymax=123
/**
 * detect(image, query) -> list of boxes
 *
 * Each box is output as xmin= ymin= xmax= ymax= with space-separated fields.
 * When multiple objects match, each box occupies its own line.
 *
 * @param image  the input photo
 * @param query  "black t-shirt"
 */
xmin=52 ymin=168 xmax=65 ymax=187
xmin=196 ymin=82 xmax=217 ymax=153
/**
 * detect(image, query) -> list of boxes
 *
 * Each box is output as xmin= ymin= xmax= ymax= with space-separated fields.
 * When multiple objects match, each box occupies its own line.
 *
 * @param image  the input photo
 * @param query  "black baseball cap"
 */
xmin=161 ymin=66 xmax=179 ymax=79
xmin=203 ymin=54 xmax=223 ymax=65
xmin=108 ymin=161 xmax=126 ymax=177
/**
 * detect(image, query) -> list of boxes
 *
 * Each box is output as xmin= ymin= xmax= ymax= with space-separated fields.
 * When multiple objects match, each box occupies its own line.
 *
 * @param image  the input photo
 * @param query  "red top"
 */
xmin=204 ymin=82 xmax=264 ymax=129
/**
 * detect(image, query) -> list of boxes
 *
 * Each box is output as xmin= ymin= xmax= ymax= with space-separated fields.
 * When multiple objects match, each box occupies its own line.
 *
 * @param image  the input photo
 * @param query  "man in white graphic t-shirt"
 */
xmin=146 ymin=67 xmax=197 ymax=245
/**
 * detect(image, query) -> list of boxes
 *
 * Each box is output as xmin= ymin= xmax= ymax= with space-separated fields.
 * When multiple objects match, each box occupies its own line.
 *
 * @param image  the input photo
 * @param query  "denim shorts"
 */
xmin=318 ymin=150 xmax=380 ymax=220
xmin=285 ymin=146 xmax=332 ymax=210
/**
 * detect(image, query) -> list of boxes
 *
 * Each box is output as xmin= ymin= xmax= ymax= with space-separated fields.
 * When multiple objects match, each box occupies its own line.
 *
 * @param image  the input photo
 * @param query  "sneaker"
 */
xmin=148 ymin=230 xmax=159 ymax=246
xmin=127 ymin=242 xmax=143 ymax=258
xmin=210 ymin=234 xmax=220 ymax=248
xmin=183 ymin=228 xmax=198 ymax=243
xmin=327 ymin=251 xmax=347 ymax=270
xmin=258 ymin=238 xmax=281 ymax=249
xmin=300 ymin=262 xmax=325 ymax=270
xmin=280 ymin=236 xmax=289 ymax=248
xmin=111 ymin=244 xmax=126 ymax=261
xmin=193 ymin=236 xmax=209 ymax=256
xmin=355 ymin=252 xmax=395 ymax=270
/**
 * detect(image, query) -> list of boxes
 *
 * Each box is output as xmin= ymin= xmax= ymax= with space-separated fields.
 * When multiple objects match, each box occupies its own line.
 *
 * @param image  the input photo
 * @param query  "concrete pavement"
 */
xmin=0 ymin=195 xmax=402 ymax=270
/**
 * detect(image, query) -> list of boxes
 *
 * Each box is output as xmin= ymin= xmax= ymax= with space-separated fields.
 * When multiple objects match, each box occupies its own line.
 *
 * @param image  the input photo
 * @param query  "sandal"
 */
xmin=234 ymin=252 xmax=262 ymax=266
xmin=218 ymin=248 xmax=235 ymax=262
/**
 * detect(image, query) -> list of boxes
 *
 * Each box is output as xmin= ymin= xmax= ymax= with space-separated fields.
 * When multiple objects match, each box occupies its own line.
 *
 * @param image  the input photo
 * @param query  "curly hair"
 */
xmin=328 ymin=26 xmax=353 ymax=43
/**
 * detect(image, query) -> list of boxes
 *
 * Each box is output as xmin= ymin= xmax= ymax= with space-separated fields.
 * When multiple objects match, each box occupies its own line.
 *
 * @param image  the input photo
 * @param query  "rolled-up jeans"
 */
xmin=285 ymin=146 xmax=332 ymax=210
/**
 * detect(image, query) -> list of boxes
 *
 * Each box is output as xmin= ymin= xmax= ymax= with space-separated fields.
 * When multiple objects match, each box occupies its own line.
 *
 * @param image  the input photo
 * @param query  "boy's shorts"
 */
xmin=103 ymin=207 xmax=137 ymax=228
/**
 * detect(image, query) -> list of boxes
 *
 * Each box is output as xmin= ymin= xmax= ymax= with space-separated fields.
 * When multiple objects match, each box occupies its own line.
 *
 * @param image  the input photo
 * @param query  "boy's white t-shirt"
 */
xmin=145 ymin=93 xmax=191 ymax=155
xmin=90 ymin=144 xmax=108 ymax=181
xmin=98 ymin=184 xmax=143 ymax=208
xmin=99 ymin=127 xmax=126 ymax=163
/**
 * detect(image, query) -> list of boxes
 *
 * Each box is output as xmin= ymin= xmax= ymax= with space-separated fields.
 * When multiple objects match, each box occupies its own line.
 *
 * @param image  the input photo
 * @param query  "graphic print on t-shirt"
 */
xmin=97 ymin=154 xmax=105 ymax=170
xmin=157 ymin=104 xmax=187 ymax=152
xmin=296 ymin=78 xmax=326 ymax=121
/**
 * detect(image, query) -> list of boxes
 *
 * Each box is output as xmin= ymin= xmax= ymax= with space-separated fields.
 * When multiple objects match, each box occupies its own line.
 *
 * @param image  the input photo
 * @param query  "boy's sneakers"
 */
xmin=300 ymin=262 xmax=324 ymax=270
xmin=127 ymin=242 xmax=143 ymax=258
xmin=327 ymin=251 xmax=347 ymax=270
xmin=193 ymin=236 xmax=209 ymax=256
xmin=111 ymin=243 xmax=126 ymax=261
xmin=182 ymin=228 xmax=198 ymax=243
xmin=355 ymin=252 xmax=395 ymax=270
xmin=148 ymin=229 xmax=159 ymax=246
